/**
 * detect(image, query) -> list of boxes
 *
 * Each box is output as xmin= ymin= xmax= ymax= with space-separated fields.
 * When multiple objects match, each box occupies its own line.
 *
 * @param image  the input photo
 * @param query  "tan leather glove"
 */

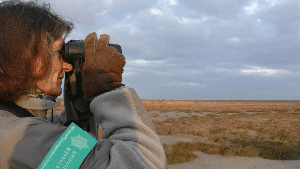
xmin=82 ymin=32 xmax=126 ymax=103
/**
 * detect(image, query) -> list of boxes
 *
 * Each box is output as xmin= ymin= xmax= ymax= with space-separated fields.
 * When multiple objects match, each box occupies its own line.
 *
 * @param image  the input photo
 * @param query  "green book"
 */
xmin=38 ymin=122 xmax=97 ymax=169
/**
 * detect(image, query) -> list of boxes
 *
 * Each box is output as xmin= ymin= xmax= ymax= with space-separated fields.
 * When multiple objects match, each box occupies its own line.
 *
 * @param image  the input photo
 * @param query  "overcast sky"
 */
xmin=23 ymin=0 xmax=300 ymax=100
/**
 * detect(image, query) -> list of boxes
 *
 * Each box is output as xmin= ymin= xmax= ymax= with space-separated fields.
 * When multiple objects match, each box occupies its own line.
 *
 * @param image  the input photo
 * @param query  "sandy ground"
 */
xmin=148 ymin=110 xmax=300 ymax=169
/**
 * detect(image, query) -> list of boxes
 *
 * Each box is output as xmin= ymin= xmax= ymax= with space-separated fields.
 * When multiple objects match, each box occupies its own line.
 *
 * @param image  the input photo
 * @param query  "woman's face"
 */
xmin=35 ymin=38 xmax=73 ymax=96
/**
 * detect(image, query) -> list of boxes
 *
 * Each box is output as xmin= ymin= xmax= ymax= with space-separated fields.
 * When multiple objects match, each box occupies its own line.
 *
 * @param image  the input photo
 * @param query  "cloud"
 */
xmin=164 ymin=81 xmax=206 ymax=88
xmin=239 ymin=66 xmax=291 ymax=76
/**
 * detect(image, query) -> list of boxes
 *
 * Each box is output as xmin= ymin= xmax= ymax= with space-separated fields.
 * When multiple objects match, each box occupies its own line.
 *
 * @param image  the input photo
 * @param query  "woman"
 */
xmin=0 ymin=0 xmax=169 ymax=168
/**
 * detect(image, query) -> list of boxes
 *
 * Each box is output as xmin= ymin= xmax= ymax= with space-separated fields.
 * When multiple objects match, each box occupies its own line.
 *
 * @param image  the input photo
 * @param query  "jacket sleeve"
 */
xmin=80 ymin=86 xmax=169 ymax=169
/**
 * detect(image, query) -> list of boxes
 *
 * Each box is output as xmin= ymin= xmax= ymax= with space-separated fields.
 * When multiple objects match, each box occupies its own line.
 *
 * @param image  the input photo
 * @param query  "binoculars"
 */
xmin=60 ymin=40 xmax=122 ymax=134
xmin=61 ymin=40 xmax=122 ymax=66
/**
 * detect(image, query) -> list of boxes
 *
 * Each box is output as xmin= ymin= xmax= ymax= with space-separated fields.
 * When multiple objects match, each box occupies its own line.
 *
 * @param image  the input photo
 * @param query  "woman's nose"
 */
xmin=63 ymin=61 xmax=73 ymax=72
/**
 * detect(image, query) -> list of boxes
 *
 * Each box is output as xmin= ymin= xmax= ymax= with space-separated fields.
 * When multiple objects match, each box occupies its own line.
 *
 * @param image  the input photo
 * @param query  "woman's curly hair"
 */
xmin=0 ymin=0 xmax=75 ymax=102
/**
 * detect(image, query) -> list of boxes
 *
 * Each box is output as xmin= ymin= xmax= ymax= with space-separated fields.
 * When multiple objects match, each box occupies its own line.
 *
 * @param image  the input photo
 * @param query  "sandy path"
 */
xmin=168 ymin=151 xmax=300 ymax=169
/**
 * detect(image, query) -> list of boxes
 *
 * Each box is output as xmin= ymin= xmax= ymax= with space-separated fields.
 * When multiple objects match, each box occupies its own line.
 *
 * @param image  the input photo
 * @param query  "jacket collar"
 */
xmin=0 ymin=95 xmax=60 ymax=118
xmin=15 ymin=95 xmax=60 ymax=110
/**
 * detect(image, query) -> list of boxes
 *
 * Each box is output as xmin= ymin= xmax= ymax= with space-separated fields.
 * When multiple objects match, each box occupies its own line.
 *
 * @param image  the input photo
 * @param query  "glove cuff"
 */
xmin=86 ymin=83 xmax=126 ymax=105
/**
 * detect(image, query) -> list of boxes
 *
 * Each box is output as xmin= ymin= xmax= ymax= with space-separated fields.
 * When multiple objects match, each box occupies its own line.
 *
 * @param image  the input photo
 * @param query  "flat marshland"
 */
xmin=50 ymin=99 xmax=300 ymax=165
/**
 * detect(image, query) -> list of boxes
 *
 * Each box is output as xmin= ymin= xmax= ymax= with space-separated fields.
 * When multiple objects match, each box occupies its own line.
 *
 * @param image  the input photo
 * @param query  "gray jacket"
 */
xmin=0 ymin=86 xmax=169 ymax=169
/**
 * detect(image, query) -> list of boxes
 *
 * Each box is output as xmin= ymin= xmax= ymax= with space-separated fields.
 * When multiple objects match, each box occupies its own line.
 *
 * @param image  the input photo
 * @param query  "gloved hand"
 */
xmin=82 ymin=33 xmax=126 ymax=103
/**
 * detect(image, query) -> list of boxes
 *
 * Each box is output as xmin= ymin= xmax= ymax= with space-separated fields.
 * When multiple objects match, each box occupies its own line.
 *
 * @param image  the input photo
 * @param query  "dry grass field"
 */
xmin=49 ymin=98 xmax=300 ymax=165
